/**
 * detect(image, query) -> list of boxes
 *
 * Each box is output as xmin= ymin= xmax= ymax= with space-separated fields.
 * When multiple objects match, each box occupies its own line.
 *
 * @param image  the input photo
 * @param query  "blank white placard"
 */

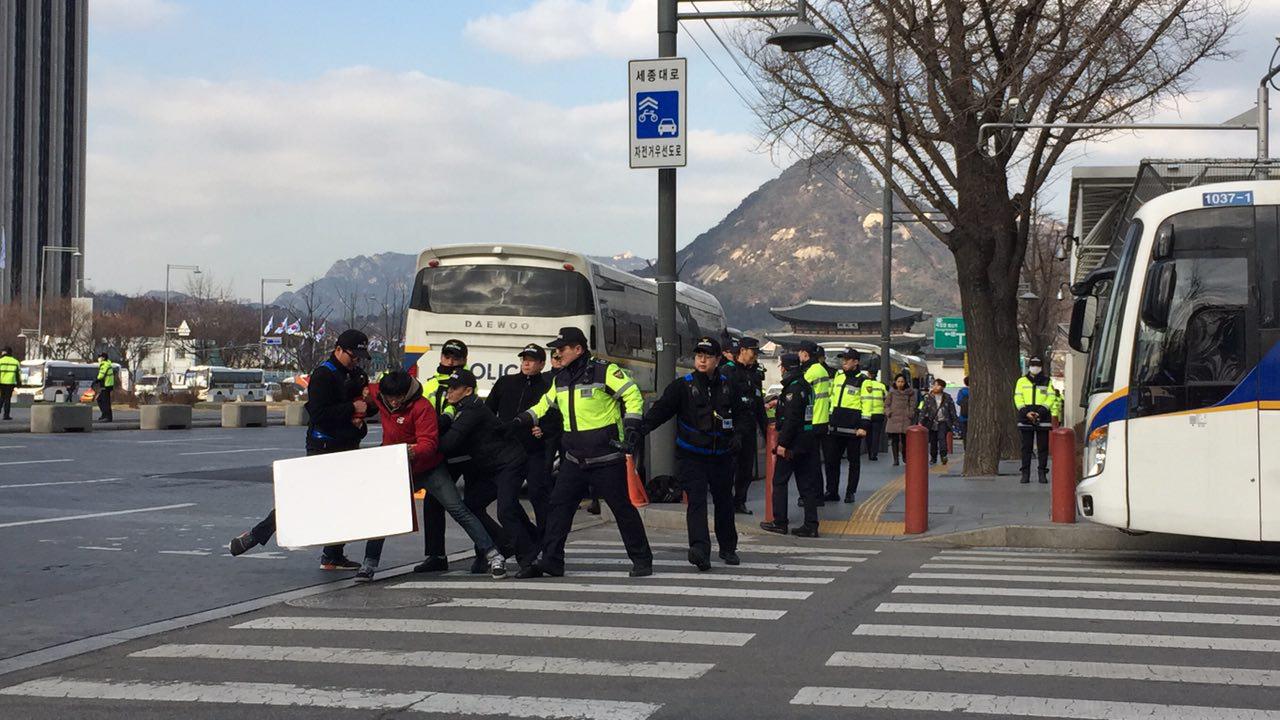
xmin=274 ymin=443 xmax=415 ymax=549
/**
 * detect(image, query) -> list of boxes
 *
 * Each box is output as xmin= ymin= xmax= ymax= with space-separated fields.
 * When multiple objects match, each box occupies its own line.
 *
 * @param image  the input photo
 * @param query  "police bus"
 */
xmin=1069 ymin=175 xmax=1280 ymax=541
xmin=16 ymin=360 xmax=125 ymax=403
xmin=403 ymin=244 xmax=727 ymax=394
xmin=177 ymin=366 xmax=268 ymax=402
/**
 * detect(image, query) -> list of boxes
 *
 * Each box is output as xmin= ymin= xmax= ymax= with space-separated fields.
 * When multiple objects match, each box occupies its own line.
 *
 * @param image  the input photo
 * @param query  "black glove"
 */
xmin=437 ymin=413 xmax=453 ymax=434
xmin=623 ymin=419 xmax=643 ymax=455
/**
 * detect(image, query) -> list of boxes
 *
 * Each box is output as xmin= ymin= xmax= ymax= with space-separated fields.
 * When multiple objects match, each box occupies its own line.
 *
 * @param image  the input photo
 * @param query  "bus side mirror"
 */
xmin=1140 ymin=261 xmax=1177 ymax=330
xmin=1068 ymin=295 xmax=1095 ymax=353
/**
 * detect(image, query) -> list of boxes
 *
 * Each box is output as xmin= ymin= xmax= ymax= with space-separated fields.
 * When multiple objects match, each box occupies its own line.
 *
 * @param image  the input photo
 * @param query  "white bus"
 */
xmin=16 ymin=360 xmax=125 ymax=403
xmin=178 ymin=366 xmax=268 ymax=402
xmin=404 ymin=244 xmax=727 ymax=394
xmin=1069 ymin=178 xmax=1280 ymax=541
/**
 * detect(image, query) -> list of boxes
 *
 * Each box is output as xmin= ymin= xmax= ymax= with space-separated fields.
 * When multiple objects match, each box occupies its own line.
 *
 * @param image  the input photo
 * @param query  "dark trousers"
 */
xmin=770 ymin=449 xmax=820 ymax=528
xmin=865 ymin=415 xmax=884 ymax=459
xmin=96 ymin=386 xmax=113 ymax=421
xmin=889 ymin=432 xmax=905 ymax=463
xmin=537 ymin=459 xmax=651 ymax=573
xmin=732 ymin=430 xmax=758 ymax=506
xmin=823 ymin=431 xmax=862 ymax=497
xmin=495 ymin=458 xmax=541 ymax=566
xmin=524 ymin=449 xmax=553 ymax=539
xmin=0 ymin=384 xmax=12 ymax=419
xmin=1020 ymin=427 xmax=1050 ymax=478
xmin=461 ymin=471 xmax=514 ymax=559
xmin=928 ymin=427 xmax=948 ymax=462
xmin=249 ymin=446 xmax=352 ymax=559
xmin=680 ymin=454 xmax=737 ymax=556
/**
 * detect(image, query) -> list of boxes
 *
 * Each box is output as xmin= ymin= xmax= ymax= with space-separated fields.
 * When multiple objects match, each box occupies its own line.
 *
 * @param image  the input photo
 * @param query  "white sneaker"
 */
xmin=488 ymin=551 xmax=508 ymax=580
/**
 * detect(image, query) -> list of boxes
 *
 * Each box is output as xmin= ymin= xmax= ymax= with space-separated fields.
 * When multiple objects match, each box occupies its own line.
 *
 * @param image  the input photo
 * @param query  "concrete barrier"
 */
xmin=284 ymin=402 xmax=309 ymax=427
xmin=222 ymin=402 xmax=268 ymax=428
xmin=140 ymin=404 xmax=193 ymax=430
xmin=30 ymin=404 xmax=92 ymax=433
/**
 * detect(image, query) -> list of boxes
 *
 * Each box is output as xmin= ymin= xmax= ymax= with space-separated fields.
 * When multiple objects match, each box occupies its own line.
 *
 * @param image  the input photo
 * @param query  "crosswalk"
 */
xmin=792 ymin=547 xmax=1280 ymax=717
xmin=0 ymin=536 xmax=881 ymax=719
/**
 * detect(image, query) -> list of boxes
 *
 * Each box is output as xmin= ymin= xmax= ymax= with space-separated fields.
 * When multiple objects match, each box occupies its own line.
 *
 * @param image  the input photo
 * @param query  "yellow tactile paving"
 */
xmin=820 ymin=454 xmax=960 ymax=536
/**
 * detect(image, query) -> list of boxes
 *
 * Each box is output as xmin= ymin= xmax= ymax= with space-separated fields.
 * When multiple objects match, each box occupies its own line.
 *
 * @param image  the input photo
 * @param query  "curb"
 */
xmin=0 ymin=418 xmax=288 ymax=434
xmin=913 ymin=522 xmax=1280 ymax=554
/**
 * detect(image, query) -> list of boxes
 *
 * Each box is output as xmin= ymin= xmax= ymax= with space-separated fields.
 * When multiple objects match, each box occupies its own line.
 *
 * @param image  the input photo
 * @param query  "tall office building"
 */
xmin=1 ymin=0 xmax=87 ymax=308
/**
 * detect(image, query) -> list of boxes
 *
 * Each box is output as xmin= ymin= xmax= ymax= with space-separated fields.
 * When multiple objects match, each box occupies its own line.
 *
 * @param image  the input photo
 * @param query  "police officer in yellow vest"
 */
xmin=0 ymin=347 xmax=19 ymax=420
xmin=797 ymin=341 xmax=832 ymax=506
xmin=416 ymin=337 xmax=471 ymax=574
xmin=1015 ymin=356 xmax=1061 ymax=484
xmin=512 ymin=326 xmax=653 ymax=578
xmin=94 ymin=352 xmax=116 ymax=422
xmin=827 ymin=348 xmax=870 ymax=503
xmin=860 ymin=371 xmax=887 ymax=460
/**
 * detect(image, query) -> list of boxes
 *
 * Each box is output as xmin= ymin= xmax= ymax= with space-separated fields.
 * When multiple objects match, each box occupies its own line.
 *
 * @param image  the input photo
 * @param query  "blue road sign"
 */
xmin=636 ymin=91 xmax=679 ymax=139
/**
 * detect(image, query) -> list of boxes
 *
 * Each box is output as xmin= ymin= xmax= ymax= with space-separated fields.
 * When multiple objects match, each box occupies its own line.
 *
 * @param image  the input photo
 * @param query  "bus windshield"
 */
xmin=1088 ymin=219 xmax=1143 ymax=393
xmin=410 ymin=264 xmax=594 ymax=317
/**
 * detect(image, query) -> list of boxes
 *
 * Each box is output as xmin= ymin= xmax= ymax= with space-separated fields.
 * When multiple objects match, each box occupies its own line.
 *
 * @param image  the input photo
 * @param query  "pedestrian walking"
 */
xmin=511 ymin=326 xmax=653 ymax=578
xmin=917 ymin=378 xmax=957 ymax=465
xmin=93 ymin=352 xmax=115 ymax=422
xmin=884 ymin=374 xmax=915 ymax=466
xmin=1015 ymin=356 xmax=1061 ymax=483
xmin=417 ymin=338 xmax=470 ymax=573
xmin=759 ymin=352 xmax=821 ymax=537
xmin=228 ymin=330 xmax=373 ymax=570
xmin=636 ymin=337 xmax=748 ymax=569
xmin=826 ymin=348 xmax=869 ymax=503
xmin=0 ymin=347 xmax=18 ymax=420
xmin=860 ymin=371 xmax=887 ymax=460
xmin=485 ymin=344 xmax=554 ymax=537
xmin=955 ymin=376 xmax=970 ymax=440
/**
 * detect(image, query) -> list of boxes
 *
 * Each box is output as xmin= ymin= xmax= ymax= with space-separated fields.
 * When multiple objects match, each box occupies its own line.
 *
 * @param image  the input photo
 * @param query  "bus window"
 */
xmin=411 ymin=265 xmax=594 ymax=317
xmin=1089 ymin=220 xmax=1143 ymax=394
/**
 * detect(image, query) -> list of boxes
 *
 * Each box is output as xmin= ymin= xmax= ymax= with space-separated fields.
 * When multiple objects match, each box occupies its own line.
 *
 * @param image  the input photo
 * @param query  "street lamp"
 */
xmin=163 ymin=264 xmax=201 ymax=375
xmin=650 ymin=0 xmax=833 ymax=480
xmin=35 ymin=246 xmax=83 ymax=360
xmin=260 ymin=277 xmax=293 ymax=363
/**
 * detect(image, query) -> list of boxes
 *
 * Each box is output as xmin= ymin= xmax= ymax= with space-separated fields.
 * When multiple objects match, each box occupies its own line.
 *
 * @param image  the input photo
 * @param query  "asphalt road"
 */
xmin=3 ymin=523 xmax=1280 ymax=719
xmin=0 ymin=424 xmax=478 ymax=661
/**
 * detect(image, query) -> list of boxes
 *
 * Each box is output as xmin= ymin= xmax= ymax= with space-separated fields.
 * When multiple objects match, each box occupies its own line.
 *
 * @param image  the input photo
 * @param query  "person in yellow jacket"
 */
xmin=415 ymin=337 xmax=471 ymax=574
xmin=797 ymin=341 xmax=832 ymax=506
xmin=826 ymin=348 xmax=870 ymax=503
xmin=860 ymin=372 xmax=887 ymax=460
xmin=1014 ymin=356 xmax=1061 ymax=484
xmin=94 ymin=352 xmax=116 ymax=422
xmin=0 ymin=347 xmax=19 ymax=420
xmin=511 ymin=326 xmax=653 ymax=578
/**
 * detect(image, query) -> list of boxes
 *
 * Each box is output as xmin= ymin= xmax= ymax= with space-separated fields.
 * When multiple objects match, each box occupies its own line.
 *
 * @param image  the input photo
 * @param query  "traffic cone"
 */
xmin=626 ymin=454 xmax=649 ymax=508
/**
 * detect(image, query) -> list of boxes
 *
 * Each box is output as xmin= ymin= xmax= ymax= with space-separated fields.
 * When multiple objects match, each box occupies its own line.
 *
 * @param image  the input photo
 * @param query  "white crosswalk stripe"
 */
xmin=434 ymin=597 xmax=788 ymax=620
xmin=391 ymin=580 xmax=812 ymax=600
xmin=567 ymin=557 xmax=852 ymax=572
xmin=921 ymin=562 xmax=1280 ymax=581
xmin=571 ymin=539 xmax=878 ymax=556
xmin=547 ymin=570 xmax=832 ymax=585
xmin=876 ymin=601 xmax=1280 ymax=626
xmin=893 ymin=584 xmax=1280 ymax=607
xmin=853 ymin=623 xmax=1280 ymax=653
xmin=565 ymin=547 xmax=863 ymax=563
xmin=910 ymin=571 xmax=1280 ymax=593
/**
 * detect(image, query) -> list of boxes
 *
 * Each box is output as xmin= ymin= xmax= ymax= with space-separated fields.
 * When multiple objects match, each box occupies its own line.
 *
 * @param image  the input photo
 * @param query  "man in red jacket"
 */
xmin=361 ymin=370 xmax=506 ymax=582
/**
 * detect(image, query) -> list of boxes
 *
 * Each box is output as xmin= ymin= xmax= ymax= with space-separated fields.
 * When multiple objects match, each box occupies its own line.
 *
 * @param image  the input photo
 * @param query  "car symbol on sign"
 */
xmin=657 ymin=119 xmax=678 ymax=136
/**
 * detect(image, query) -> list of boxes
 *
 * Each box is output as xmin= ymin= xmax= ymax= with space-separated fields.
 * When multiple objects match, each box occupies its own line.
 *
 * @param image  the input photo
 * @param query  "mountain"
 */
xmin=271 ymin=252 xmax=418 ymax=311
xmin=590 ymin=251 xmax=651 ymax=273
xmin=668 ymin=152 xmax=959 ymax=331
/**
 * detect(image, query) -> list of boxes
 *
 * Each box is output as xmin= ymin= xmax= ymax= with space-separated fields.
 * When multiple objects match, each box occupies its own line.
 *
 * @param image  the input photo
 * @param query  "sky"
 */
xmin=86 ymin=0 xmax=1280 ymax=299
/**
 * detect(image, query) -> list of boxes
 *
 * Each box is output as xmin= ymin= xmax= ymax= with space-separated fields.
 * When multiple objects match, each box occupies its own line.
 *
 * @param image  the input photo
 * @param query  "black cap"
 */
xmin=780 ymin=352 xmax=801 ymax=370
xmin=1028 ymin=356 xmax=1044 ymax=365
xmin=737 ymin=336 xmax=759 ymax=351
xmin=837 ymin=347 xmax=860 ymax=360
xmin=547 ymin=326 xmax=589 ymax=349
xmin=694 ymin=337 xmax=721 ymax=356
xmin=446 ymin=368 xmax=477 ymax=389
xmin=441 ymin=339 xmax=468 ymax=358
xmin=517 ymin=343 xmax=546 ymax=361
xmin=798 ymin=340 xmax=820 ymax=354
xmin=336 ymin=329 xmax=371 ymax=359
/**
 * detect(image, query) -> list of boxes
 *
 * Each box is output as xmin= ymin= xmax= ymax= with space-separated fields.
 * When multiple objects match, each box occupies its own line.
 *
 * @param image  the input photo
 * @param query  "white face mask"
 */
xmin=1029 ymin=365 xmax=1043 ymax=375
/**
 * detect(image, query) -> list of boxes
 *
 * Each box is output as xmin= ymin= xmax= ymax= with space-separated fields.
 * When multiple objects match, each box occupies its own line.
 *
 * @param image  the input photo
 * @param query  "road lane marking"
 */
xmin=0 ymin=445 xmax=25 ymax=449
xmin=564 ymin=547 xmax=863 ymax=563
xmin=234 ymin=616 xmax=754 ymax=646
xmin=133 ymin=643 xmax=713 ymax=679
xmin=826 ymin=651 xmax=1280 ymax=687
xmin=894 ymin=584 xmax=1280 ymax=606
xmin=537 ymin=570 xmax=831 ymax=585
xmin=911 ymin=571 xmax=1280 ymax=593
xmin=136 ymin=437 xmax=241 ymax=444
xmin=0 ymin=503 xmax=195 ymax=529
xmin=0 ymin=678 xmax=661 ymax=719
xmin=77 ymin=546 xmax=122 ymax=551
xmin=0 ymin=477 xmax=119 ymax=489
xmin=571 ymin=540 xmax=877 ymax=556
xmin=920 ymin=562 xmax=1280 ymax=581
xmin=568 ymin=557 xmax=851 ymax=572
xmin=877 ymin=602 xmax=1280 ymax=626
xmin=790 ymin=687 xmax=1280 ymax=719
xmin=392 ymin=581 xmax=811 ymax=600
xmin=935 ymin=549 xmax=1280 ymax=566
xmin=178 ymin=447 xmax=290 ymax=456
xmin=0 ymin=458 xmax=73 ymax=467
xmin=853 ymin=623 xmax=1280 ymax=652
xmin=158 ymin=550 xmax=211 ymax=556
xmin=433 ymin=597 xmax=787 ymax=620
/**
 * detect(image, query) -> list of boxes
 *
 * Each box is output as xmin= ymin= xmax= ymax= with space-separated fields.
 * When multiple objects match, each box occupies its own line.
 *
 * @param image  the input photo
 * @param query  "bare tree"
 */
xmin=739 ymin=0 xmax=1241 ymax=472
xmin=1018 ymin=209 xmax=1070 ymax=362
xmin=288 ymin=279 xmax=334 ymax=373
xmin=373 ymin=279 xmax=410 ymax=371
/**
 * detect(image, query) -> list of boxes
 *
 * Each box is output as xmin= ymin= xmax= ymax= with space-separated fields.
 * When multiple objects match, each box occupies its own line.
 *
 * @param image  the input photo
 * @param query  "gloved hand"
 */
xmin=623 ymin=419 xmax=643 ymax=455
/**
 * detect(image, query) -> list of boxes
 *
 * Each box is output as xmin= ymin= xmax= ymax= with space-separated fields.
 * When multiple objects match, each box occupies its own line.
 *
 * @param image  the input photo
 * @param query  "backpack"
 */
xmin=645 ymin=474 xmax=684 ymax=503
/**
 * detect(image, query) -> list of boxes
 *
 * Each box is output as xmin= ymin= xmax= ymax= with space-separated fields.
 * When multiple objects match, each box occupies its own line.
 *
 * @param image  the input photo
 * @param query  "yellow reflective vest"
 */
xmin=830 ymin=369 xmax=867 ymax=434
xmin=422 ymin=369 xmax=452 ymax=413
xmin=0 ymin=355 xmax=19 ymax=386
xmin=524 ymin=356 xmax=643 ymax=463
xmin=96 ymin=360 xmax=116 ymax=389
xmin=803 ymin=361 xmax=832 ymax=428
xmin=861 ymin=377 xmax=887 ymax=416
xmin=1014 ymin=375 xmax=1060 ymax=427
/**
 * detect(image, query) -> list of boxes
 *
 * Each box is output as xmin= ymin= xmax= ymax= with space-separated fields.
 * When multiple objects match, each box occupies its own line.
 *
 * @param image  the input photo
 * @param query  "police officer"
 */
xmin=827 ymin=348 xmax=869 ymax=503
xmin=728 ymin=337 xmax=767 ymax=514
xmin=1015 ymin=356 xmax=1061 ymax=483
xmin=485 ymin=344 xmax=554 ymax=536
xmin=797 ymin=341 xmax=831 ymax=506
xmin=760 ymin=353 xmax=821 ymax=537
xmin=860 ymin=369 xmax=887 ymax=460
xmin=94 ymin=352 xmax=116 ymax=422
xmin=637 ymin=337 xmax=747 ymax=569
xmin=512 ymin=326 xmax=653 ymax=578
xmin=416 ymin=338 xmax=471 ymax=573
xmin=0 ymin=347 xmax=19 ymax=420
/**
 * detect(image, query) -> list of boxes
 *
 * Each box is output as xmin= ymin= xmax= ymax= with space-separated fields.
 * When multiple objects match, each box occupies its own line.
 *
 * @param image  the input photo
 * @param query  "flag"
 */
xmin=275 ymin=317 xmax=288 ymax=335
xmin=315 ymin=322 xmax=327 ymax=342
xmin=286 ymin=318 xmax=302 ymax=335
xmin=262 ymin=315 xmax=274 ymax=336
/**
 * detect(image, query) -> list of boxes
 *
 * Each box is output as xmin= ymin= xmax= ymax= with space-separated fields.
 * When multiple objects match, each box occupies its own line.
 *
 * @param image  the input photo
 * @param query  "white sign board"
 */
xmin=629 ymin=58 xmax=687 ymax=169
xmin=273 ymin=443 xmax=415 ymax=548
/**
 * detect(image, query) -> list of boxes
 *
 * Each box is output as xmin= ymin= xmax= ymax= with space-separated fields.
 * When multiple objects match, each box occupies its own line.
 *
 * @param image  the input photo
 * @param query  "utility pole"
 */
xmin=652 ymin=0 xmax=679 ymax=482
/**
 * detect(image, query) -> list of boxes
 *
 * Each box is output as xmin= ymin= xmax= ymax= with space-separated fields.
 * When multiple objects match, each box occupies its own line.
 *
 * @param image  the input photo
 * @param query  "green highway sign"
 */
xmin=934 ymin=316 xmax=966 ymax=350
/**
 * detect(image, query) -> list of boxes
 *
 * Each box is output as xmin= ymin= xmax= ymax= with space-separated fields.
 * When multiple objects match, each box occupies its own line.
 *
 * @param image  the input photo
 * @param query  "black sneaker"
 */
xmin=1019 ymin=476 xmax=1031 ymax=484
xmin=844 ymin=493 xmax=855 ymax=504
xmin=734 ymin=503 xmax=753 ymax=515
xmin=688 ymin=548 xmax=711 ymax=571
xmin=586 ymin=499 xmax=602 ymax=515
xmin=488 ymin=552 xmax=508 ymax=580
xmin=413 ymin=556 xmax=449 ymax=573
xmin=320 ymin=556 xmax=360 ymax=571
xmin=719 ymin=550 xmax=740 ymax=566
xmin=354 ymin=562 xmax=377 ymax=583
xmin=228 ymin=531 xmax=258 ymax=557
xmin=629 ymin=564 xmax=653 ymax=578
xmin=823 ymin=492 xmax=840 ymax=502
xmin=759 ymin=521 xmax=788 ymax=535
xmin=791 ymin=525 xmax=820 ymax=538
xmin=470 ymin=555 xmax=489 ymax=575
xmin=515 ymin=564 xmax=543 ymax=579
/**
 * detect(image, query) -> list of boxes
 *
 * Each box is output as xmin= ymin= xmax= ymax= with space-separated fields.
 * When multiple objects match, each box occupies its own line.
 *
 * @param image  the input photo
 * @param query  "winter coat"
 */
xmin=918 ymin=391 xmax=958 ymax=432
xmin=305 ymin=353 xmax=370 ymax=451
xmin=441 ymin=394 xmax=523 ymax=475
xmin=374 ymin=377 xmax=443 ymax=474
xmin=485 ymin=370 xmax=553 ymax=454
xmin=884 ymin=387 xmax=917 ymax=434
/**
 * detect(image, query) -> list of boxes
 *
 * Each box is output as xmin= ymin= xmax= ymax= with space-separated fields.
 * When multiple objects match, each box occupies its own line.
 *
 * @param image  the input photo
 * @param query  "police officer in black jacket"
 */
xmin=228 ymin=329 xmax=371 ymax=570
xmin=725 ymin=336 xmax=767 ymax=514
xmin=637 ymin=337 xmax=748 ymax=569
xmin=760 ymin=352 xmax=821 ymax=537
xmin=485 ymin=344 xmax=554 ymax=537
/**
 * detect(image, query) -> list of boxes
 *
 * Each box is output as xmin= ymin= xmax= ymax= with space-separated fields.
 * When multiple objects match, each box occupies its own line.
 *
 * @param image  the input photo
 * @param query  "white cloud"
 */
xmin=86 ymin=67 xmax=781 ymax=296
xmin=89 ymin=0 xmax=180 ymax=31
xmin=466 ymin=0 xmax=655 ymax=62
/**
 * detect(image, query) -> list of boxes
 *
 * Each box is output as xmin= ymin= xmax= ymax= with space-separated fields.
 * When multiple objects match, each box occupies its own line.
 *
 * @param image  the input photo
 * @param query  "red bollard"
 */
xmin=945 ymin=430 xmax=954 ymax=456
xmin=764 ymin=424 xmax=778 ymax=523
xmin=904 ymin=425 xmax=929 ymax=534
xmin=1050 ymin=427 xmax=1077 ymax=523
